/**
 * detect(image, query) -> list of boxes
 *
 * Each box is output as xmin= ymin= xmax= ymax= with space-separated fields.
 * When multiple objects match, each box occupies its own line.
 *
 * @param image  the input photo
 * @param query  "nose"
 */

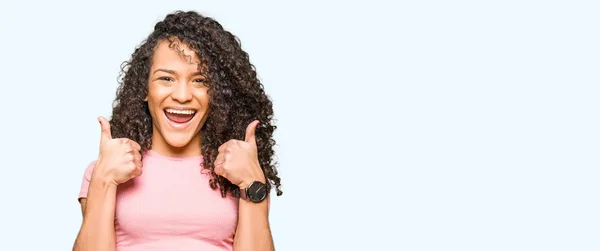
xmin=171 ymin=81 xmax=193 ymax=103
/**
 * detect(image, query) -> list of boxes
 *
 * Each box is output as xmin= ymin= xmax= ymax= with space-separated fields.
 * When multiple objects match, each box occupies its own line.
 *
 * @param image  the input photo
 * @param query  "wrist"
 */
xmin=90 ymin=175 xmax=119 ymax=188
xmin=238 ymin=175 xmax=266 ymax=190
xmin=238 ymin=162 xmax=265 ymax=189
xmin=238 ymin=180 xmax=269 ymax=204
xmin=90 ymin=168 xmax=119 ymax=188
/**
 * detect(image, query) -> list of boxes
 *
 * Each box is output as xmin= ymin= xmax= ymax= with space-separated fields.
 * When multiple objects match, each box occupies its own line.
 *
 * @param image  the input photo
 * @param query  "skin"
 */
xmin=73 ymin=40 xmax=273 ymax=251
xmin=145 ymin=39 xmax=210 ymax=157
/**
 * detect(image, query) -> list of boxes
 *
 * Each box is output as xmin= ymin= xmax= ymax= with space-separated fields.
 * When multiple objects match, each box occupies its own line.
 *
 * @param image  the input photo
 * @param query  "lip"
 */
xmin=163 ymin=108 xmax=198 ymax=129
xmin=164 ymin=106 xmax=198 ymax=112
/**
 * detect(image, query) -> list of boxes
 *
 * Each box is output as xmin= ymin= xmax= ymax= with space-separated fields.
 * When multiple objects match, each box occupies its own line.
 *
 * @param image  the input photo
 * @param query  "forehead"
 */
xmin=151 ymin=39 xmax=202 ymax=70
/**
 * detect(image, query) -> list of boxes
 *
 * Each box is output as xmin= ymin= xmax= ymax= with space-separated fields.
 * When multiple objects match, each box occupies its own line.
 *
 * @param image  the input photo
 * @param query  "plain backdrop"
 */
xmin=0 ymin=1 xmax=598 ymax=250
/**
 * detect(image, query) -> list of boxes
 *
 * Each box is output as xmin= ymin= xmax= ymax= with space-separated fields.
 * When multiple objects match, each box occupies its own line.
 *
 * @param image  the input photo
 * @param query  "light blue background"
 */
xmin=0 ymin=1 xmax=598 ymax=250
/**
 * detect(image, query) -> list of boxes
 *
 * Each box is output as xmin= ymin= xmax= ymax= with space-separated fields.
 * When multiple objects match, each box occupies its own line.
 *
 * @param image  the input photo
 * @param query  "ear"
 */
xmin=144 ymin=96 xmax=148 ymax=101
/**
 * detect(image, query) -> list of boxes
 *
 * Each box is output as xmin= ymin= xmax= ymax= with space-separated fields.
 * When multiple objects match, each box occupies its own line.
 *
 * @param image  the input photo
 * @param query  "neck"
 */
xmin=151 ymin=145 xmax=201 ymax=157
xmin=150 ymin=131 xmax=202 ymax=158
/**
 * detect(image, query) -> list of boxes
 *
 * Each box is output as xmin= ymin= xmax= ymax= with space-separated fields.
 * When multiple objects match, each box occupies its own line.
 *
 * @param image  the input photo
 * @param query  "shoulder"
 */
xmin=82 ymin=160 xmax=98 ymax=180
xmin=78 ymin=160 xmax=99 ymax=201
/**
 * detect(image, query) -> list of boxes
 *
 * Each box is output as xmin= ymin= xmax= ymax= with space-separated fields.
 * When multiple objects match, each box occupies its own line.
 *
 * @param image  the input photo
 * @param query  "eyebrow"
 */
xmin=153 ymin=69 xmax=205 ymax=77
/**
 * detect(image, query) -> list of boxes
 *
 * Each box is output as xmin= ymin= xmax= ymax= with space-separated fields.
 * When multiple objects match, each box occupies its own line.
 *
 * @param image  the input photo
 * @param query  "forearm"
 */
xmin=73 ymin=178 xmax=117 ymax=251
xmin=233 ymin=198 xmax=274 ymax=251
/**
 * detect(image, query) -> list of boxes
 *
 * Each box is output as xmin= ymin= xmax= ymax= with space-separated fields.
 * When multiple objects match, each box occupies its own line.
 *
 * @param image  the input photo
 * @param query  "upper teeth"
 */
xmin=166 ymin=109 xmax=196 ymax=115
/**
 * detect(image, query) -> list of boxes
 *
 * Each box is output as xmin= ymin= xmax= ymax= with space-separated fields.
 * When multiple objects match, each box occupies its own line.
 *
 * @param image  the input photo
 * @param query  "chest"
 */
xmin=114 ymin=164 xmax=239 ymax=241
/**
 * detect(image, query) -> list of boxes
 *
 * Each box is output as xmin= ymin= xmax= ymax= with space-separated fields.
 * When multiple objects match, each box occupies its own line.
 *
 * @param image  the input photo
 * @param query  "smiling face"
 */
xmin=146 ymin=39 xmax=210 ymax=156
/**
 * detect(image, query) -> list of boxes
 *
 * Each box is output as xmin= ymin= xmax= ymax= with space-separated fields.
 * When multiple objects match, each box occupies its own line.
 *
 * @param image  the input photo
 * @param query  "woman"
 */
xmin=73 ymin=10 xmax=283 ymax=251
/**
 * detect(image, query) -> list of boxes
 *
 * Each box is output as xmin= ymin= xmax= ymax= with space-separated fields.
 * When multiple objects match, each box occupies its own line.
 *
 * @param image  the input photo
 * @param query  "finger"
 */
xmin=218 ymin=142 xmax=229 ymax=153
xmin=129 ymin=141 xmax=142 ymax=152
xmin=132 ymin=167 xmax=142 ymax=178
xmin=244 ymin=120 xmax=260 ymax=144
xmin=214 ymin=163 xmax=224 ymax=176
xmin=133 ymin=150 xmax=142 ymax=162
xmin=98 ymin=116 xmax=112 ymax=143
xmin=214 ymin=153 xmax=225 ymax=166
xmin=134 ymin=158 xmax=143 ymax=169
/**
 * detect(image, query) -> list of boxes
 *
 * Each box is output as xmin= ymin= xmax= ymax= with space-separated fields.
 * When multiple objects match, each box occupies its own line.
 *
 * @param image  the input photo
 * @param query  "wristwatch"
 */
xmin=240 ymin=181 xmax=268 ymax=203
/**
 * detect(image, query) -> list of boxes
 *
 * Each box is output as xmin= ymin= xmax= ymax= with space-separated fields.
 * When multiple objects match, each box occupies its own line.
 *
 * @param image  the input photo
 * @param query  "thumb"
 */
xmin=244 ymin=120 xmax=260 ymax=144
xmin=98 ymin=116 xmax=112 ymax=142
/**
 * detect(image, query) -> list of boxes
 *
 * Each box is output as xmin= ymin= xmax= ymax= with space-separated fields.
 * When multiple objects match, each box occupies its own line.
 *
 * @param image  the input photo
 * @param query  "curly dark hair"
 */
xmin=108 ymin=10 xmax=282 ymax=198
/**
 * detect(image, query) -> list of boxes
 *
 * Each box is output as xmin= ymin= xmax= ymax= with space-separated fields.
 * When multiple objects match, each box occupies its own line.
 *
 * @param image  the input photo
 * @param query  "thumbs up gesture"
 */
xmin=93 ymin=116 xmax=143 ymax=185
xmin=214 ymin=120 xmax=266 ymax=188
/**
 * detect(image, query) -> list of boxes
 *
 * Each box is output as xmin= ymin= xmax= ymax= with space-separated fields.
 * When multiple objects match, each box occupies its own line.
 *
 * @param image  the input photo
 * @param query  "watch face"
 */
xmin=247 ymin=182 xmax=268 ymax=203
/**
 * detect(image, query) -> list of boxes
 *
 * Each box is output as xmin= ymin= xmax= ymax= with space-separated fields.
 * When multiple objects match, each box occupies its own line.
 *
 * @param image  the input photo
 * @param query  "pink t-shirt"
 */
xmin=79 ymin=150 xmax=239 ymax=251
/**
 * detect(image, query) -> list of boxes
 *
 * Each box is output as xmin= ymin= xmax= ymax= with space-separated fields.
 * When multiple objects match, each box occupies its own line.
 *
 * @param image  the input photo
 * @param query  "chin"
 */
xmin=164 ymin=133 xmax=198 ymax=149
xmin=156 ymin=108 xmax=205 ymax=150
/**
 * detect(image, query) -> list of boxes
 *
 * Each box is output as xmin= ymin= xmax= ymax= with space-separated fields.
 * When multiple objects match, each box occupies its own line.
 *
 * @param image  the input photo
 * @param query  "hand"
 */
xmin=214 ymin=120 xmax=266 ymax=188
xmin=93 ymin=116 xmax=143 ymax=185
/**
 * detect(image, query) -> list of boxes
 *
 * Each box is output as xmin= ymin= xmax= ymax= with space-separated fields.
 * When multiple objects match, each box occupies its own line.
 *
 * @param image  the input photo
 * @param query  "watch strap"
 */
xmin=239 ymin=187 xmax=248 ymax=200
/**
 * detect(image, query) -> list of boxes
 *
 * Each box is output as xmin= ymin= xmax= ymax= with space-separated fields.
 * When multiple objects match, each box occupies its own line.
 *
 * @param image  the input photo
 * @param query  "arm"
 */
xmin=216 ymin=120 xmax=276 ymax=251
xmin=72 ymin=176 xmax=118 ymax=251
xmin=233 ymin=188 xmax=274 ymax=251
xmin=73 ymin=117 xmax=141 ymax=251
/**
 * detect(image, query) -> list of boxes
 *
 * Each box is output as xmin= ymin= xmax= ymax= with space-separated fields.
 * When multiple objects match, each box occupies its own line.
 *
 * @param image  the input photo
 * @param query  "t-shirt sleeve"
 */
xmin=78 ymin=160 xmax=97 ymax=201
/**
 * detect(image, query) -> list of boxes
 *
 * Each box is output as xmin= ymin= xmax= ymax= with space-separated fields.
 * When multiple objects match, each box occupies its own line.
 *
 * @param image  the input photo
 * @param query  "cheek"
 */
xmin=146 ymin=96 xmax=159 ymax=113
xmin=147 ymin=101 xmax=160 ymax=118
xmin=146 ymin=85 xmax=168 ymax=115
xmin=195 ymin=90 xmax=211 ymax=109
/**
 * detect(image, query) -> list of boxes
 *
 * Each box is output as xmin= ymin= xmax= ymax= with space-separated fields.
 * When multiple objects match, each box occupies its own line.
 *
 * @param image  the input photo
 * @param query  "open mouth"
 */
xmin=164 ymin=108 xmax=197 ymax=124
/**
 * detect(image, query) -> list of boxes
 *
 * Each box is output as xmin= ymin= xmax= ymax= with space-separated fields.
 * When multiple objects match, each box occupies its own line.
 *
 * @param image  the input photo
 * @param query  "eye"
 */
xmin=193 ymin=78 xmax=209 ymax=87
xmin=158 ymin=77 xmax=173 ymax=82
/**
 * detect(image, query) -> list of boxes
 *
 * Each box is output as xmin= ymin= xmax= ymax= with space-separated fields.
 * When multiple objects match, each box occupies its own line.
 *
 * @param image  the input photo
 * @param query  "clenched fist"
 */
xmin=92 ymin=116 xmax=143 ymax=185
xmin=214 ymin=120 xmax=266 ymax=189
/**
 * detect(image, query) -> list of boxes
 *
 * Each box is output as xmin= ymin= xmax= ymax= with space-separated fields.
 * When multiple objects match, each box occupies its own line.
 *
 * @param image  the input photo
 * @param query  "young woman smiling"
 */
xmin=72 ymin=10 xmax=282 ymax=251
